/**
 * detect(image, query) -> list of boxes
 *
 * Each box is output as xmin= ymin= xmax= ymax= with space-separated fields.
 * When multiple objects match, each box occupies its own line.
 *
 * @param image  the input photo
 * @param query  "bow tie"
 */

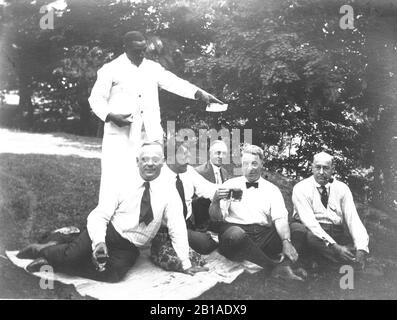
xmin=246 ymin=182 xmax=258 ymax=189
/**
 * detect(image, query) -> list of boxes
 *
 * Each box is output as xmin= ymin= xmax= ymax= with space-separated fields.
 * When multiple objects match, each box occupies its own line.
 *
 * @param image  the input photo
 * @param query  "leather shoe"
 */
xmin=26 ymin=258 xmax=50 ymax=273
xmin=17 ymin=244 xmax=42 ymax=259
xmin=294 ymin=267 xmax=308 ymax=280
xmin=17 ymin=241 xmax=58 ymax=259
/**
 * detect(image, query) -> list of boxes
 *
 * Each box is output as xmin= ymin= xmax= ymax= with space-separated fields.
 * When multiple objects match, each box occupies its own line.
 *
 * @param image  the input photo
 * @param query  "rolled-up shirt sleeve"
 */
xmin=87 ymin=192 xmax=119 ymax=250
xmin=156 ymin=64 xmax=199 ymax=100
xmin=292 ymin=185 xmax=336 ymax=245
xmin=270 ymin=187 xmax=289 ymax=222
xmin=88 ymin=64 xmax=113 ymax=122
xmin=163 ymin=190 xmax=192 ymax=270
xmin=341 ymin=186 xmax=369 ymax=253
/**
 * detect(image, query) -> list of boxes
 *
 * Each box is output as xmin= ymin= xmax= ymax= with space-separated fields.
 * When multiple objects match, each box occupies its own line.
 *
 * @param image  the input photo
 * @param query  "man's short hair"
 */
xmin=123 ymin=31 xmax=146 ymax=45
xmin=241 ymin=144 xmax=264 ymax=161
xmin=138 ymin=141 xmax=164 ymax=157
xmin=209 ymin=139 xmax=227 ymax=152
xmin=313 ymin=152 xmax=334 ymax=165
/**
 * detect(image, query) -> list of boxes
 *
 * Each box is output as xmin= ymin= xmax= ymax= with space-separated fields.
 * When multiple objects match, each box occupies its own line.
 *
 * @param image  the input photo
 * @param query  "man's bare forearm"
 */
xmin=209 ymin=200 xmax=224 ymax=221
xmin=274 ymin=218 xmax=291 ymax=241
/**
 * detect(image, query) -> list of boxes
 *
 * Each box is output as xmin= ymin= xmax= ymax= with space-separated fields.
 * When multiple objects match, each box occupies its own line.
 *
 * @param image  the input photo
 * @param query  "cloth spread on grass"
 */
xmin=6 ymin=249 xmax=262 ymax=300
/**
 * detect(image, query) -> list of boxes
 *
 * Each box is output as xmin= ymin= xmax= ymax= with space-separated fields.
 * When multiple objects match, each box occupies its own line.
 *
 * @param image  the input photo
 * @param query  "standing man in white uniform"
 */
xmin=89 ymin=31 xmax=222 ymax=202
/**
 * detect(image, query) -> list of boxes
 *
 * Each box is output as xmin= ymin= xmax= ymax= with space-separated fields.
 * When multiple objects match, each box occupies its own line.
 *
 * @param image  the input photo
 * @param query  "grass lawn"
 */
xmin=1 ymin=131 xmax=397 ymax=299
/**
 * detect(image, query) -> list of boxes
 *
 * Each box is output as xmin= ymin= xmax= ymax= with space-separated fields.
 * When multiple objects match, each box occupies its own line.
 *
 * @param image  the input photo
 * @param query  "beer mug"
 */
xmin=95 ymin=253 xmax=108 ymax=272
xmin=228 ymin=188 xmax=243 ymax=201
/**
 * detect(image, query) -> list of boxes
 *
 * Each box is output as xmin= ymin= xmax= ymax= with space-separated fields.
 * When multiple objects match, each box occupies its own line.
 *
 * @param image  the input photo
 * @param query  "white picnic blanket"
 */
xmin=6 ymin=249 xmax=261 ymax=300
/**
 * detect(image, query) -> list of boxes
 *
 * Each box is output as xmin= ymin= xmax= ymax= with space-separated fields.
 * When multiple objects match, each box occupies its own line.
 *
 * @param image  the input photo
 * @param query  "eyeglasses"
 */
xmin=313 ymin=165 xmax=332 ymax=171
xmin=140 ymin=157 xmax=162 ymax=165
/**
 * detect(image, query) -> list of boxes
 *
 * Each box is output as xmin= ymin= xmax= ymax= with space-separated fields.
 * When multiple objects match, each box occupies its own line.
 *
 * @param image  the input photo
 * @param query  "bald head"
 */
xmin=313 ymin=152 xmax=333 ymax=164
xmin=312 ymin=152 xmax=334 ymax=185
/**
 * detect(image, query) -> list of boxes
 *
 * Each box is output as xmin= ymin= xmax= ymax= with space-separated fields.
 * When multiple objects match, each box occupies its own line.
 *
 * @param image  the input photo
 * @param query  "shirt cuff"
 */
xmin=355 ymin=244 xmax=369 ymax=253
xmin=272 ymin=216 xmax=288 ymax=222
xmin=102 ymin=111 xmax=111 ymax=123
xmin=324 ymin=237 xmax=337 ymax=246
xmin=90 ymin=238 xmax=106 ymax=251
xmin=182 ymin=259 xmax=192 ymax=270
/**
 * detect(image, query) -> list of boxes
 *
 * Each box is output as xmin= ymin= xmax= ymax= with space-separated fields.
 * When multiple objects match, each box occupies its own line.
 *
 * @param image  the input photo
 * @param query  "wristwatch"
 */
xmin=282 ymin=238 xmax=291 ymax=243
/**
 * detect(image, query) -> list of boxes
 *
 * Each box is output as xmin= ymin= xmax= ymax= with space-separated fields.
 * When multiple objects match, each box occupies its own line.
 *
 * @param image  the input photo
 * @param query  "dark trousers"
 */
xmin=40 ymin=223 xmax=140 ymax=283
xmin=188 ymin=229 xmax=218 ymax=255
xmin=218 ymin=222 xmax=307 ymax=272
xmin=306 ymin=223 xmax=354 ymax=264
xmin=183 ymin=215 xmax=218 ymax=255
xmin=192 ymin=198 xmax=211 ymax=229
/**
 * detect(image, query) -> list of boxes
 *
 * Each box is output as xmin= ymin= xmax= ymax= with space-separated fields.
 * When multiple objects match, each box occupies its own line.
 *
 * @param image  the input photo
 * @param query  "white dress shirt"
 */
xmin=292 ymin=175 xmax=369 ymax=252
xmin=210 ymin=162 xmax=223 ymax=184
xmin=87 ymin=172 xmax=192 ymax=269
xmin=218 ymin=176 xmax=289 ymax=226
xmin=162 ymin=165 xmax=218 ymax=221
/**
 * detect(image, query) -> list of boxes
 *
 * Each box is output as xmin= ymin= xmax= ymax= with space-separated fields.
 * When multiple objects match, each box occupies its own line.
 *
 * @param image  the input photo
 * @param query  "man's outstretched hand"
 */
xmin=195 ymin=90 xmax=223 ymax=104
xmin=183 ymin=265 xmax=209 ymax=276
xmin=106 ymin=113 xmax=132 ymax=127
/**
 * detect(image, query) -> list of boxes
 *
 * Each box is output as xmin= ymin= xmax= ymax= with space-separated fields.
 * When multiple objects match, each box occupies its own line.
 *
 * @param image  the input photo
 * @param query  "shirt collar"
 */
xmin=313 ymin=176 xmax=331 ymax=189
xmin=121 ymin=53 xmax=147 ymax=68
xmin=137 ymin=173 xmax=162 ymax=190
xmin=164 ymin=164 xmax=186 ymax=179
xmin=243 ymin=176 xmax=262 ymax=185
xmin=210 ymin=161 xmax=221 ymax=172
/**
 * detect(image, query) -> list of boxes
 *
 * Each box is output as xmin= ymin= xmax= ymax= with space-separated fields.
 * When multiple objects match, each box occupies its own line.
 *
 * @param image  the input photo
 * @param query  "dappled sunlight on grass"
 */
xmin=0 ymin=129 xmax=101 ymax=158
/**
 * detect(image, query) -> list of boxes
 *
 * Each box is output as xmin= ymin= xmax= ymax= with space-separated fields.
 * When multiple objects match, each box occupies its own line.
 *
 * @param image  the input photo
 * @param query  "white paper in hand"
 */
xmin=206 ymin=103 xmax=228 ymax=112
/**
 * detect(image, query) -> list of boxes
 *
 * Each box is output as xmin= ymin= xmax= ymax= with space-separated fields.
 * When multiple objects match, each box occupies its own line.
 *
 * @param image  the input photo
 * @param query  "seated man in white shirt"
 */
xmin=21 ymin=142 xmax=206 ymax=282
xmin=209 ymin=144 xmax=308 ymax=281
xmin=292 ymin=152 xmax=369 ymax=269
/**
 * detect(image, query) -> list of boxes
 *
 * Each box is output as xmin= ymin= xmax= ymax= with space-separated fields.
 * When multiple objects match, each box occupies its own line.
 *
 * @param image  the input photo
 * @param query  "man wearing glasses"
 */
xmin=292 ymin=152 xmax=369 ymax=269
xmin=20 ymin=143 xmax=206 ymax=282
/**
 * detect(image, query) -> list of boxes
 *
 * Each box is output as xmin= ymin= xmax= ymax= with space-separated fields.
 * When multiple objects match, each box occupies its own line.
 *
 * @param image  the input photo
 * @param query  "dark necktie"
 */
xmin=139 ymin=181 xmax=153 ymax=225
xmin=176 ymin=174 xmax=188 ymax=218
xmin=219 ymin=168 xmax=224 ymax=183
xmin=320 ymin=185 xmax=328 ymax=208
xmin=246 ymin=182 xmax=258 ymax=189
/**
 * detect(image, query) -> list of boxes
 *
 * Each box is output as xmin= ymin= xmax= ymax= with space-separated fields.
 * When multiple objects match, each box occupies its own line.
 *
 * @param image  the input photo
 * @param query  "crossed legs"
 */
xmin=218 ymin=222 xmax=308 ymax=280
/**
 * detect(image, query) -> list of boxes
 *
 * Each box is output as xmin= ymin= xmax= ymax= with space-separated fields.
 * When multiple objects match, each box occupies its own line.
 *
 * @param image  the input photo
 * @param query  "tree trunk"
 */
xmin=77 ymin=79 xmax=91 ymax=136
xmin=18 ymin=73 xmax=34 ymax=129
xmin=371 ymin=108 xmax=396 ymax=213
